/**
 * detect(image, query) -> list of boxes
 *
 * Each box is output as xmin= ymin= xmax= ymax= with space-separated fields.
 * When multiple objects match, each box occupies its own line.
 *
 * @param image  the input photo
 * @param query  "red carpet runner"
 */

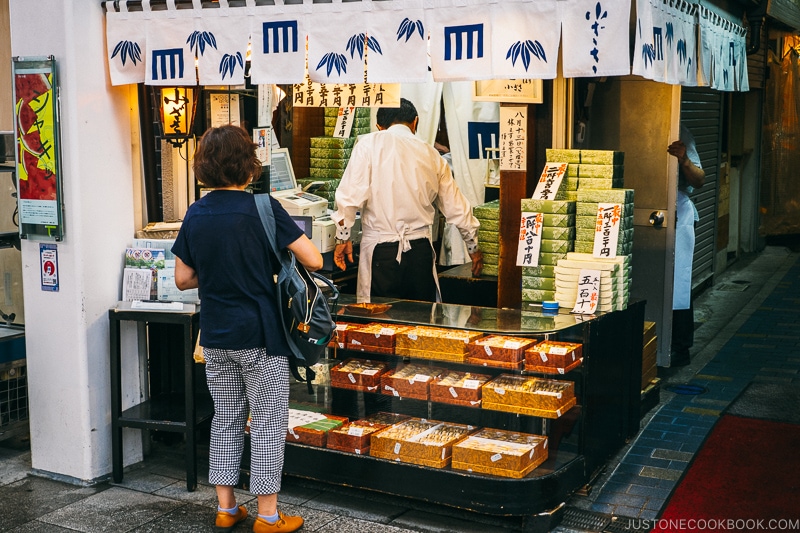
xmin=651 ymin=415 xmax=800 ymax=532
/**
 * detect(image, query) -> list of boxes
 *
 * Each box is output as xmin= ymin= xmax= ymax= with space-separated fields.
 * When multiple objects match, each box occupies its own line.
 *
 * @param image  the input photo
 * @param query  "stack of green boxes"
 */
xmin=304 ymin=136 xmax=355 ymax=210
xmin=474 ymin=200 xmax=500 ymax=276
xmin=323 ymin=106 xmax=372 ymax=138
xmin=519 ymin=199 xmax=576 ymax=305
xmin=544 ymin=149 xmax=580 ymax=201
xmin=301 ymin=108 xmax=372 ymax=210
xmin=575 ymin=188 xmax=635 ymax=255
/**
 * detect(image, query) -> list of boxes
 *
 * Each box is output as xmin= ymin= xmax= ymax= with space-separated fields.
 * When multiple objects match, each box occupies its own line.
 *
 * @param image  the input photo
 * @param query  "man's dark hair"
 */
xmin=376 ymin=98 xmax=418 ymax=129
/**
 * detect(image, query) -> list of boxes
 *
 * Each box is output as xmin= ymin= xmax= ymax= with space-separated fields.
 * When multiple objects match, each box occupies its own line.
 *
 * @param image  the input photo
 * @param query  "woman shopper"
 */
xmin=173 ymin=125 xmax=322 ymax=532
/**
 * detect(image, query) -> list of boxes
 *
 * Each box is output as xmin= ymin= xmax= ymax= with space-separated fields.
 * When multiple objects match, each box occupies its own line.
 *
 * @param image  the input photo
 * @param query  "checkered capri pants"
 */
xmin=204 ymin=347 xmax=289 ymax=495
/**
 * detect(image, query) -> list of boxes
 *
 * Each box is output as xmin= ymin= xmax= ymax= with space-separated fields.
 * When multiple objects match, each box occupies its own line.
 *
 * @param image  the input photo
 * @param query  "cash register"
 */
xmin=269 ymin=148 xmax=328 ymax=219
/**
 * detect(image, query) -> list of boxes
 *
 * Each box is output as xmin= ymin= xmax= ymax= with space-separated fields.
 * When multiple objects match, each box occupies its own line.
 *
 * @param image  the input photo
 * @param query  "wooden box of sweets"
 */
xmin=347 ymin=323 xmax=413 ymax=355
xmin=330 ymin=358 xmax=391 ymax=393
xmin=429 ymin=371 xmax=492 ymax=407
xmin=482 ymin=375 xmax=577 ymax=418
xmin=381 ymin=363 xmax=447 ymax=401
xmin=395 ymin=326 xmax=484 ymax=362
xmin=326 ymin=412 xmax=409 ymax=455
xmin=370 ymin=418 xmax=475 ymax=468
xmin=328 ymin=322 xmax=360 ymax=349
xmin=286 ymin=414 xmax=349 ymax=447
xmin=466 ymin=335 xmax=538 ymax=370
xmin=524 ymin=340 xmax=583 ymax=374
xmin=452 ymin=428 xmax=549 ymax=478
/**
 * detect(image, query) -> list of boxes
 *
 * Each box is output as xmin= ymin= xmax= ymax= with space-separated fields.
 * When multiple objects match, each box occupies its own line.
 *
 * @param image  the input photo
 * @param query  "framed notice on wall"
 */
xmin=12 ymin=56 xmax=64 ymax=241
xmin=473 ymin=79 xmax=543 ymax=104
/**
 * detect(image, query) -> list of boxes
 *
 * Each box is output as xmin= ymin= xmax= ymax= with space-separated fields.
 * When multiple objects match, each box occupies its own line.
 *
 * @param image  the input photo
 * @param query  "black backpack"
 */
xmin=254 ymin=194 xmax=338 ymax=389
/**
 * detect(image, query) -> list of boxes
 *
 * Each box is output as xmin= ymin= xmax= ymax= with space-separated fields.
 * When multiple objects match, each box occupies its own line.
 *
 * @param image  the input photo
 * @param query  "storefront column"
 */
xmin=10 ymin=0 xmax=142 ymax=483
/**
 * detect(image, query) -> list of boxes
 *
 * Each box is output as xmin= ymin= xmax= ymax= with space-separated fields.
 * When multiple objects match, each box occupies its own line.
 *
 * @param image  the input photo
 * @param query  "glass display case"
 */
xmin=242 ymin=295 xmax=645 ymax=522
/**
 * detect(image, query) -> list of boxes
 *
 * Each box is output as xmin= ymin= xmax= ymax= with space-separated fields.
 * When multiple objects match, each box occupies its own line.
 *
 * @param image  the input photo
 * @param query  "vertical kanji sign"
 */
xmin=516 ymin=212 xmax=543 ymax=266
xmin=532 ymin=162 xmax=567 ymax=200
xmin=499 ymin=105 xmax=527 ymax=171
xmin=12 ymin=56 xmax=64 ymax=241
xmin=572 ymin=269 xmax=600 ymax=315
xmin=593 ymin=202 xmax=622 ymax=258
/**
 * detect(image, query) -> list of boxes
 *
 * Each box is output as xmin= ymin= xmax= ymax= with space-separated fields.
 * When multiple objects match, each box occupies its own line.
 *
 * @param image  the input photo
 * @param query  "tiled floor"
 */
xmin=1 ymin=245 xmax=798 ymax=532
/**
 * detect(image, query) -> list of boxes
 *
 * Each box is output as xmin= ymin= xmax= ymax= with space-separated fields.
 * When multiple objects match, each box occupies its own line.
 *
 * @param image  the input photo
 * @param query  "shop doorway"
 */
xmin=576 ymin=77 xmax=682 ymax=365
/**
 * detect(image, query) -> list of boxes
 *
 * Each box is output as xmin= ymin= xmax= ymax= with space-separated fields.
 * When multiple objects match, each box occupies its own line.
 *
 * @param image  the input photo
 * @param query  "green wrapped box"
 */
xmin=522 ymin=276 xmax=556 ymax=290
xmin=483 ymin=264 xmax=498 ymax=277
xmin=576 ymin=214 xmax=634 ymax=230
xmin=576 ymin=201 xmax=634 ymax=216
xmin=483 ymin=252 xmax=499 ymax=266
xmin=542 ymin=214 xmax=575 ymax=228
xmin=478 ymin=230 xmax=499 ymax=245
xmin=565 ymin=191 xmax=579 ymax=202
xmin=545 ymin=148 xmax=581 ymax=164
xmin=325 ymin=106 xmax=371 ymax=118
xmin=523 ymin=265 xmax=555 ymax=278
xmin=568 ymin=163 xmax=623 ymax=180
xmin=577 ymin=177 xmax=625 ymax=190
xmin=579 ymin=149 xmax=624 ymax=165
xmin=576 ymin=188 xmax=634 ymax=204
xmin=538 ymin=252 xmax=568 ymax=266
xmin=574 ymin=240 xmax=633 ymax=255
xmin=540 ymin=239 xmax=573 ymax=254
xmin=566 ymin=177 xmax=579 ymax=191
xmin=576 ymin=228 xmax=634 ymax=243
xmin=473 ymin=200 xmax=500 ymax=220
xmin=310 ymin=136 xmax=356 ymax=149
xmin=478 ymin=218 xmax=499 ymax=232
xmin=310 ymin=157 xmax=350 ymax=170
xmin=521 ymin=289 xmax=556 ymax=303
xmin=309 ymin=147 xmax=352 ymax=159
xmin=520 ymin=199 xmax=576 ymax=214
xmin=480 ymin=241 xmax=499 ymax=255
xmin=542 ymin=226 xmax=576 ymax=240
xmin=326 ymin=116 xmax=371 ymax=129
xmin=310 ymin=167 xmax=346 ymax=179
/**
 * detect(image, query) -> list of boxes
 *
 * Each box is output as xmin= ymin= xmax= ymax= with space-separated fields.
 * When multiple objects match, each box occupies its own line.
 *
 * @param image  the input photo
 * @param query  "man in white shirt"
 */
xmin=331 ymin=98 xmax=483 ymax=303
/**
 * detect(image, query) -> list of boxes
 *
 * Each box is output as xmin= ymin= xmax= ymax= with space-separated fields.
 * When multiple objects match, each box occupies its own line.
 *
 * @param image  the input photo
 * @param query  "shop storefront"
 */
xmin=5 ymin=0 xmax=793 ymax=524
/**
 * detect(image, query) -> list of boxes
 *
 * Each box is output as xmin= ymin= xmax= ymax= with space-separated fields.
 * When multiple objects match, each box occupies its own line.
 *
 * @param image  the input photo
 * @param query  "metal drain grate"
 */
xmin=560 ymin=507 xmax=612 ymax=531
xmin=715 ymin=281 xmax=750 ymax=292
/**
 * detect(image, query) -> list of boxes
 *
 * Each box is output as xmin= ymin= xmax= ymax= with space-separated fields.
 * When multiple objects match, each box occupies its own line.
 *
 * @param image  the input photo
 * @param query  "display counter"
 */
xmin=240 ymin=295 xmax=644 ymax=526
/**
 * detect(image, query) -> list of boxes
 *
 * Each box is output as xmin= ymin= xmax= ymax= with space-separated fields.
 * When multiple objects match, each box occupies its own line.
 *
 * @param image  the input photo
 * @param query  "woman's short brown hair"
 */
xmin=193 ymin=125 xmax=262 ymax=188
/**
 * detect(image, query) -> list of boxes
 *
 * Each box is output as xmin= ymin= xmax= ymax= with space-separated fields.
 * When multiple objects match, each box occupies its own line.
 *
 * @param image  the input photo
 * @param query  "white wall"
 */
xmin=10 ymin=0 xmax=140 ymax=482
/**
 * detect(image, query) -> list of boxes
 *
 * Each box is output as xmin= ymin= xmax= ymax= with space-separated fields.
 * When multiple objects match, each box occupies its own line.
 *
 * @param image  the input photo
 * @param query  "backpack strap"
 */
xmin=254 ymin=193 xmax=282 ymax=262
xmin=254 ymin=193 xmax=314 ymax=392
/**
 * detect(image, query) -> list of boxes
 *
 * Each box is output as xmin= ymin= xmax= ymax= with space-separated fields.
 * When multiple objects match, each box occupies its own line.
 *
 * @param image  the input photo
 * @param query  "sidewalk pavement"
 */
xmin=0 ymin=245 xmax=797 ymax=533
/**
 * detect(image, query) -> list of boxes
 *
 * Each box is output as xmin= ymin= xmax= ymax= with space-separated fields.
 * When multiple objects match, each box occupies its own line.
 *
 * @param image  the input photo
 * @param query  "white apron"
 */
xmin=673 ymin=190 xmax=697 ymax=310
xmin=356 ymin=225 xmax=441 ymax=304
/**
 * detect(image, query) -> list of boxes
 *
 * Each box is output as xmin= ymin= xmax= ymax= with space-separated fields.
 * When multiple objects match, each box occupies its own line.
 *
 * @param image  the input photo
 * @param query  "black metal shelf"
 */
xmin=108 ymin=304 xmax=204 ymax=491
xmin=118 ymin=392 xmax=213 ymax=430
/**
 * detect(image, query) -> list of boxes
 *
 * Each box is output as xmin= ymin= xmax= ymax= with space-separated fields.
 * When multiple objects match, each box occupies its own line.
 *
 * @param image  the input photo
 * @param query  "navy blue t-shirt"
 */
xmin=171 ymin=191 xmax=303 ymax=353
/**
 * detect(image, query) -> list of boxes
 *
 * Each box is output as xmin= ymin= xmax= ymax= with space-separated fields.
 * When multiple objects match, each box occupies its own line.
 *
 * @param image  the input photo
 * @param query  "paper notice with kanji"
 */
xmin=516 ymin=212 xmax=544 ymax=266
